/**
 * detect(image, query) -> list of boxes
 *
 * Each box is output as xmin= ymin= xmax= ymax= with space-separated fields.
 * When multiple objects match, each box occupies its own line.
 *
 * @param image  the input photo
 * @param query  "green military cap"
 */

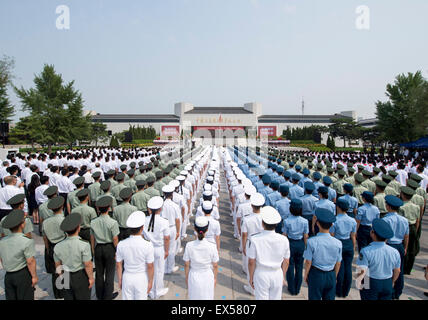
xmin=119 ymin=187 xmax=133 ymax=200
xmin=347 ymin=163 xmax=354 ymax=168
xmin=165 ymin=165 xmax=172 ymax=174
xmin=100 ymin=180 xmax=111 ymax=191
xmin=153 ymin=160 xmax=159 ymax=166
xmin=115 ymin=172 xmax=125 ymax=181
xmin=327 ymin=167 xmax=334 ymax=173
xmin=357 ymin=165 xmax=365 ymax=170
xmin=354 ymin=173 xmax=364 ymax=183
xmin=373 ymin=167 xmax=381 ymax=174
xmin=348 ymin=167 xmax=356 ymax=174
xmin=60 ymin=212 xmax=82 ymax=232
xmin=388 ymin=170 xmax=398 ymax=178
xmin=73 ymin=177 xmax=85 ymax=185
xmin=120 ymin=164 xmax=127 ymax=171
xmin=382 ymin=174 xmax=393 ymax=183
xmin=146 ymin=176 xmax=155 ymax=183
xmin=407 ymin=179 xmax=420 ymax=190
xmin=76 ymin=188 xmax=90 ymax=198
xmin=400 ymin=186 xmax=415 ymax=196
xmin=375 ymin=180 xmax=387 ymax=188
xmin=136 ymin=179 xmax=146 ymax=187
xmin=6 ymin=193 xmax=26 ymax=206
xmin=410 ymin=174 xmax=422 ymax=182
xmin=107 ymin=169 xmax=116 ymax=176
xmin=147 ymin=163 xmax=153 ymax=170
xmin=337 ymin=169 xmax=346 ymax=176
xmin=2 ymin=209 xmax=26 ymax=229
xmin=48 ymin=195 xmax=65 ymax=210
xmin=44 ymin=186 xmax=58 ymax=196
xmin=362 ymin=170 xmax=372 ymax=177
xmin=308 ymin=163 xmax=314 ymax=168
xmin=96 ymin=195 xmax=113 ymax=208
xmin=317 ymin=163 xmax=323 ymax=169
xmin=337 ymin=164 xmax=344 ymax=170
xmin=130 ymin=162 xmax=136 ymax=169
xmin=138 ymin=161 xmax=145 ymax=167
xmin=92 ymin=171 xmax=101 ymax=179
xmin=127 ymin=169 xmax=135 ymax=176
xmin=155 ymin=171 xmax=163 ymax=179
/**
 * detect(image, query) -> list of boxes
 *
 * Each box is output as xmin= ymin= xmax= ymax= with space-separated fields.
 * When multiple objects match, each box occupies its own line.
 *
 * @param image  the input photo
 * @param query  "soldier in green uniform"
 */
xmin=388 ymin=171 xmax=402 ymax=194
xmin=374 ymin=180 xmax=388 ymax=217
xmin=89 ymin=172 xmax=102 ymax=207
xmin=96 ymin=180 xmax=118 ymax=214
xmin=383 ymin=175 xmax=399 ymax=196
xmin=111 ymin=172 xmax=127 ymax=204
xmin=0 ymin=209 xmax=38 ymax=300
xmin=399 ymin=186 xmax=420 ymax=275
xmin=162 ymin=165 xmax=173 ymax=185
xmin=333 ymin=170 xmax=347 ymax=198
xmin=124 ymin=169 xmax=137 ymax=192
xmin=1 ymin=194 xmax=33 ymax=238
xmin=145 ymin=175 xmax=161 ymax=198
xmin=106 ymin=169 xmax=118 ymax=188
xmin=66 ymin=177 xmax=85 ymax=216
xmin=135 ymin=163 xmax=147 ymax=181
xmin=43 ymin=196 xmax=67 ymax=299
xmin=361 ymin=170 xmax=376 ymax=193
xmin=371 ymin=167 xmax=382 ymax=183
xmin=131 ymin=179 xmax=151 ymax=215
xmin=91 ymin=196 xmax=120 ymax=300
xmin=354 ymin=174 xmax=369 ymax=206
xmin=113 ymin=187 xmax=138 ymax=241
xmin=120 ymin=164 xmax=130 ymax=181
xmin=345 ymin=167 xmax=356 ymax=186
xmin=325 ymin=167 xmax=337 ymax=183
xmin=39 ymin=186 xmax=58 ymax=234
xmin=154 ymin=170 xmax=166 ymax=195
xmin=54 ymin=212 xmax=94 ymax=300
xmin=71 ymin=189 xmax=97 ymax=242
xmin=406 ymin=179 xmax=425 ymax=258
xmin=409 ymin=174 xmax=426 ymax=256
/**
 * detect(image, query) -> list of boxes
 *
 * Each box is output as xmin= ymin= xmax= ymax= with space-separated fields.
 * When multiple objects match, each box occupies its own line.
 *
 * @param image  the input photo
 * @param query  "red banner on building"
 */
xmin=258 ymin=126 xmax=277 ymax=137
xmin=192 ymin=126 xmax=245 ymax=131
xmin=161 ymin=125 xmax=180 ymax=137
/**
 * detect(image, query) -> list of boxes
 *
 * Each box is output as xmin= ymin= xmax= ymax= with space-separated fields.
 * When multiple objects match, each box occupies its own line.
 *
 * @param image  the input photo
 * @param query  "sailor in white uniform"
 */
xmin=116 ymin=211 xmax=154 ymax=300
xmin=237 ymin=185 xmax=257 ymax=249
xmin=196 ymin=201 xmax=221 ymax=251
xmin=176 ymin=175 xmax=190 ymax=239
xmin=241 ymin=193 xmax=265 ymax=295
xmin=161 ymin=185 xmax=181 ymax=274
xmin=247 ymin=206 xmax=290 ymax=300
xmin=183 ymin=216 xmax=219 ymax=300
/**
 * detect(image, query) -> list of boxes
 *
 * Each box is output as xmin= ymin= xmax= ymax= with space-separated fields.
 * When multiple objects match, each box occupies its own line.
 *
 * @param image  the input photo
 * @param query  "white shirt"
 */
xmin=247 ymin=230 xmax=290 ymax=269
xmin=35 ymin=184 xmax=49 ymax=205
xmin=183 ymin=238 xmax=219 ymax=271
xmin=0 ymin=185 xmax=28 ymax=212
xmin=116 ymin=235 xmax=154 ymax=273
xmin=161 ymin=199 xmax=181 ymax=227
xmin=203 ymin=216 xmax=221 ymax=245
xmin=241 ymin=213 xmax=263 ymax=238
xmin=56 ymin=175 xmax=75 ymax=193
xmin=143 ymin=215 xmax=170 ymax=247
xmin=396 ymin=169 xmax=408 ymax=186
xmin=195 ymin=205 xmax=220 ymax=220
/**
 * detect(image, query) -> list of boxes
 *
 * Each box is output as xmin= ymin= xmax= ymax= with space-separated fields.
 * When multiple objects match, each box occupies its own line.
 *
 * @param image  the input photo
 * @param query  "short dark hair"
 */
xmin=317 ymin=220 xmax=333 ymax=230
xmin=262 ymin=221 xmax=276 ymax=230
xmin=66 ymin=227 xmax=79 ymax=236
xmin=373 ymin=230 xmax=386 ymax=242
xmin=290 ymin=207 xmax=302 ymax=216
xmin=98 ymin=206 xmax=110 ymax=214
xmin=130 ymin=227 xmax=142 ymax=235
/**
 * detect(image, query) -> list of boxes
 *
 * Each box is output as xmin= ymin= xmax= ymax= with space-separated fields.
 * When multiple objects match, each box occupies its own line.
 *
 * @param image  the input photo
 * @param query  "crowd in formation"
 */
xmin=0 ymin=144 xmax=427 ymax=300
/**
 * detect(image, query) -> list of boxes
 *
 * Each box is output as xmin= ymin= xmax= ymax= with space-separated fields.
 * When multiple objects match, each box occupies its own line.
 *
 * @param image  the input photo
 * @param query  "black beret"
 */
xmin=60 ymin=212 xmax=82 ymax=232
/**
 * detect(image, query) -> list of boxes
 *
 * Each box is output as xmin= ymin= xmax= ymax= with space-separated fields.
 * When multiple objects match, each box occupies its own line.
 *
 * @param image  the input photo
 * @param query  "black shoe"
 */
xmin=112 ymin=292 xmax=119 ymax=300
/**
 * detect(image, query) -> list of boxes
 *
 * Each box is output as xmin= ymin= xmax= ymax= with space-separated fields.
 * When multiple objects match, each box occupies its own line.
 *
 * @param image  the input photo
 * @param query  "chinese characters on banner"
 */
xmin=258 ymin=126 xmax=277 ymax=137
xmin=161 ymin=125 xmax=180 ymax=137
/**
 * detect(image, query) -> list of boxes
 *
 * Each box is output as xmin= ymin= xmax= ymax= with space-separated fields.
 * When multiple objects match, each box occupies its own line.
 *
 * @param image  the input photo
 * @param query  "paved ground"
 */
xmin=1 ymin=167 xmax=427 ymax=300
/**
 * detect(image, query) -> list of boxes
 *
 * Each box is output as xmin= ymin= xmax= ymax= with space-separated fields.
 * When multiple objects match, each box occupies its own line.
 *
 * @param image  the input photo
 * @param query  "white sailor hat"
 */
xmin=185 ymin=165 xmax=192 ymax=171
xmin=202 ymin=201 xmax=213 ymax=211
xmin=148 ymin=196 xmax=164 ymax=210
xmin=176 ymin=175 xmax=186 ymax=181
xmin=162 ymin=184 xmax=175 ymax=193
xmin=236 ymin=174 xmax=245 ymax=181
xmin=244 ymin=185 xmax=257 ymax=196
xmin=231 ymin=162 xmax=238 ymax=167
xmin=180 ymin=170 xmax=188 ymax=176
xmin=170 ymin=180 xmax=180 ymax=188
xmin=260 ymin=206 xmax=281 ymax=225
xmin=207 ymin=176 xmax=214 ymax=182
xmin=203 ymin=190 xmax=213 ymax=197
xmin=204 ymin=184 xmax=212 ymax=191
xmin=208 ymin=170 xmax=215 ymax=176
xmin=126 ymin=211 xmax=146 ymax=228
xmin=242 ymin=178 xmax=252 ymax=187
xmin=250 ymin=193 xmax=265 ymax=207
xmin=195 ymin=216 xmax=209 ymax=228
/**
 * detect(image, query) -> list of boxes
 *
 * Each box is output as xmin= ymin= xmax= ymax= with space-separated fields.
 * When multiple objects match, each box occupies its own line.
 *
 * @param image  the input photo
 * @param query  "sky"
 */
xmin=1 ymin=0 xmax=428 ymax=122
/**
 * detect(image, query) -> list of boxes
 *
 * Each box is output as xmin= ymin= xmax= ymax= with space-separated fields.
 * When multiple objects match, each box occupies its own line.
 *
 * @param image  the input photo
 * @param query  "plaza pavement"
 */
xmin=1 ymin=167 xmax=427 ymax=300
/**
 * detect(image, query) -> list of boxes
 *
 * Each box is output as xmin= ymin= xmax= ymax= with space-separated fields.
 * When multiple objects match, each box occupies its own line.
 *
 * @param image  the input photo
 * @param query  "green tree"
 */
xmin=8 ymin=115 xmax=43 ymax=148
xmin=0 ymin=55 xmax=16 ymax=147
xmin=14 ymin=64 xmax=90 ymax=152
xmin=110 ymin=136 xmax=120 ymax=147
xmin=91 ymin=122 xmax=109 ymax=146
xmin=328 ymin=118 xmax=361 ymax=148
xmin=376 ymin=71 xmax=426 ymax=143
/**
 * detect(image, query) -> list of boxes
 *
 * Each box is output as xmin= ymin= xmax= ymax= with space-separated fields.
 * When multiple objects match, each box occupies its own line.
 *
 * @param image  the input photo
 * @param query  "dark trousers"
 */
xmin=95 ymin=243 xmax=116 ymax=300
xmin=44 ymin=241 xmax=63 ymax=299
xmin=286 ymin=239 xmax=305 ymax=295
xmin=303 ymin=215 xmax=314 ymax=237
xmin=336 ymin=238 xmax=354 ymax=297
xmin=63 ymin=269 xmax=91 ymax=300
xmin=357 ymin=225 xmax=372 ymax=252
xmin=5 ymin=267 xmax=34 ymax=300
xmin=388 ymin=243 xmax=404 ymax=299
xmin=59 ymin=193 xmax=69 ymax=216
xmin=79 ymin=228 xmax=91 ymax=242
xmin=360 ymin=277 xmax=393 ymax=300
xmin=347 ymin=212 xmax=356 ymax=219
xmin=275 ymin=220 xmax=283 ymax=234
xmin=308 ymin=267 xmax=336 ymax=300
xmin=404 ymin=224 xmax=418 ymax=275
xmin=0 ymin=209 xmax=12 ymax=221
xmin=119 ymin=227 xmax=130 ymax=241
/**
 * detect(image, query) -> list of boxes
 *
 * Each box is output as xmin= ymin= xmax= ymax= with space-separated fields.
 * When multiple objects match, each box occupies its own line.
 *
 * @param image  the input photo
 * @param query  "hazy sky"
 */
xmin=1 ymin=0 xmax=428 ymax=122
